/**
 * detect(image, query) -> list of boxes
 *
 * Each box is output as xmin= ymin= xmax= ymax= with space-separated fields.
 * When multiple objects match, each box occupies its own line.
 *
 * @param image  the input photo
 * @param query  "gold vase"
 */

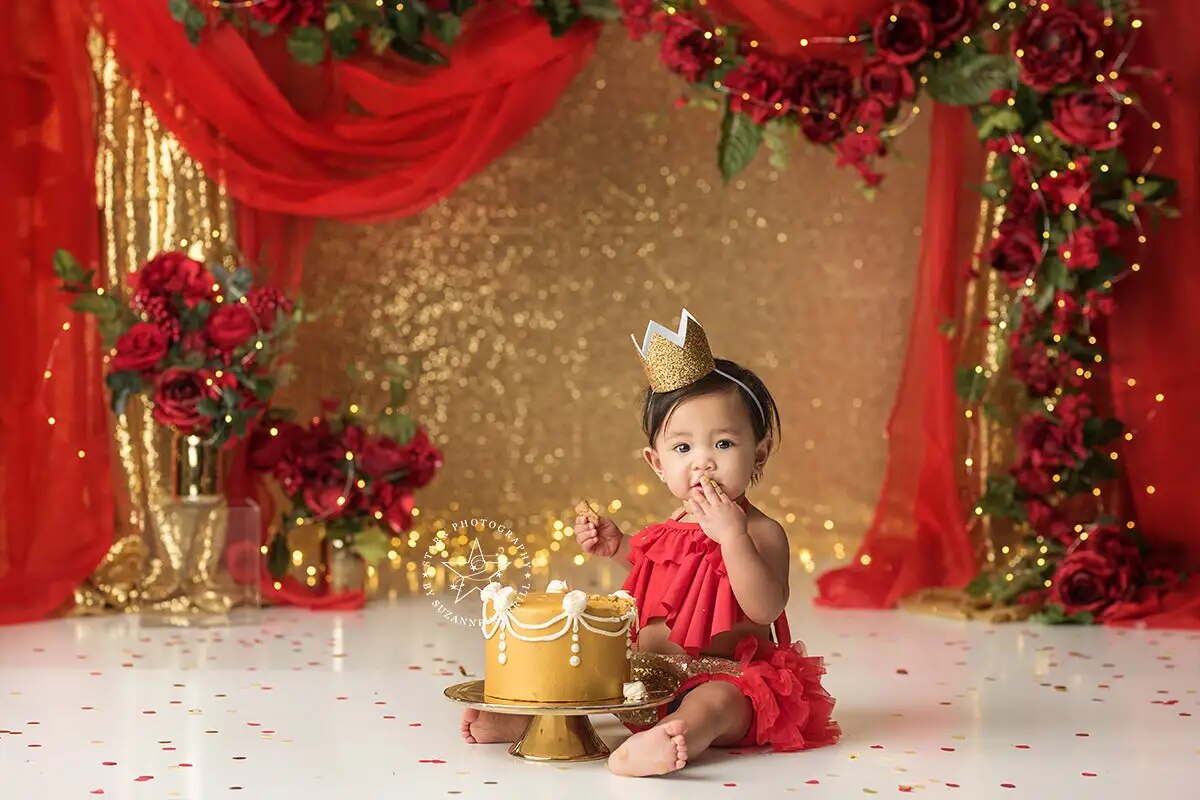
xmin=323 ymin=536 xmax=367 ymax=594
xmin=171 ymin=432 xmax=223 ymax=500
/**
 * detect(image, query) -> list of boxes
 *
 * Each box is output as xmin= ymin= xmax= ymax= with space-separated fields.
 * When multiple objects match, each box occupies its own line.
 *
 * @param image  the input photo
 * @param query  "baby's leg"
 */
xmin=608 ymin=681 xmax=752 ymax=777
xmin=460 ymin=709 xmax=531 ymax=744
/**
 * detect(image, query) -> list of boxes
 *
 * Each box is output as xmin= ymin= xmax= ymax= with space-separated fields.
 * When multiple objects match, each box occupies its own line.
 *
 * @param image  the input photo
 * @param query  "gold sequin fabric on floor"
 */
xmin=285 ymin=28 xmax=933 ymax=589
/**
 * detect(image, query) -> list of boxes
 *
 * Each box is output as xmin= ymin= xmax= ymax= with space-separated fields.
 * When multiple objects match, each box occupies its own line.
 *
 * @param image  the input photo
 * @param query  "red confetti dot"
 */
xmin=1001 ymin=784 xmax=1015 ymax=789
xmin=336 ymin=696 xmax=348 ymax=701
xmin=896 ymin=668 xmax=909 ymax=674
xmin=102 ymin=762 xmax=117 ymax=766
xmin=946 ymin=784 xmax=960 ymax=789
xmin=723 ymin=783 xmax=737 ymax=787
xmin=870 ymin=744 xmax=884 ymax=749
xmin=408 ymin=665 xmax=422 ymax=670
xmin=409 ymin=723 xmax=422 ymax=727
xmin=1075 ymin=732 xmax=1090 ymax=737
xmin=1082 ymin=772 xmax=1097 ymax=777
xmin=383 ymin=715 xmax=396 ymax=720
xmin=1014 ymin=745 xmax=1030 ymax=749
xmin=179 ymin=763 xmax=193 ymax=768
xmin=134 ymin=776 xmax=154 ymax=782
xmin=900 ymin=788 xmax=913 ymax=793
xmin=90 ymin=791 xmax=105 ymax=796
xmin=805 ymin=780 xmax=820 ymax=785
xmin=419 ymin=759 xmax=447 ymax=764
xmin=941 ymin=747 xmax=956 ymax=752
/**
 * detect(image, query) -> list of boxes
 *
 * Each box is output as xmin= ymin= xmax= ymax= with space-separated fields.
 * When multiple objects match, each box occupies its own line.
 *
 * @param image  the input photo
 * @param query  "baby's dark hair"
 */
xmin=640 ymin=358 xmax=782 ymax=487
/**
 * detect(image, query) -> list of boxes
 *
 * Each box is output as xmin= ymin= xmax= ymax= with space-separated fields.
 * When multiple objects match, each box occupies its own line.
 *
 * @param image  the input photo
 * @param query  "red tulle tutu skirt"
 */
xmin=618 ymin=635 xmax=841 ymax=753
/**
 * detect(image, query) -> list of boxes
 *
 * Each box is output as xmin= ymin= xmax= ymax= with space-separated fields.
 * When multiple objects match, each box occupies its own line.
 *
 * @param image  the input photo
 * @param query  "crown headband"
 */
xmin=630 ymin=308 xmax=766 ymax=425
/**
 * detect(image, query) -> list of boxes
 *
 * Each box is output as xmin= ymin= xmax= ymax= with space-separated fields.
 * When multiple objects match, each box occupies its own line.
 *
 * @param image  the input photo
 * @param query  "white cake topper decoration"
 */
xmin=546 ymin=579 xmax=570 ymax=593
xmin=561 ymin=589 xmax=588 ymax=616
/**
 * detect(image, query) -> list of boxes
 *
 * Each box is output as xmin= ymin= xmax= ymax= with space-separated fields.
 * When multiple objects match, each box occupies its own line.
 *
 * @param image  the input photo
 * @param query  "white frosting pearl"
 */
xmin=497 ymin=653 xmax=507 ymax=665
xmin=612 ymin=589 xmax=633 ymax=600
xmin=493 ymin=586 xmax=517 ymax=612
xmin=546 ymin=579 xmax=570 ymax=593
xmin=498 ymin=641 xmax=506 ymax=651
xmin=623 ymin=681 xmax=647 ymax=702
xmin=561 ymin=590 xmax=588 ymax=616
xmin=480 ymin=582 xmax=502 ymax=603
xmin=570 ymin=643 xmax=580 ymax=653
xmin=569 ymin=655 xmax=580 ymax=667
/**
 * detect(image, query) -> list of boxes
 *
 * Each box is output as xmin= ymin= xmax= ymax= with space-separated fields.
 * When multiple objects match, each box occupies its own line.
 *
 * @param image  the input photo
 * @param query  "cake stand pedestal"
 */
xmin=444 ymin=678 xmax=674 ymax=762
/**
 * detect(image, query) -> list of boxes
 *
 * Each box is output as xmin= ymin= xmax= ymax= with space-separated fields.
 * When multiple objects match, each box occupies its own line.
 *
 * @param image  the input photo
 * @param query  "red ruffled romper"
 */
xmin=618 ymin=500 xmax=841 ymax=752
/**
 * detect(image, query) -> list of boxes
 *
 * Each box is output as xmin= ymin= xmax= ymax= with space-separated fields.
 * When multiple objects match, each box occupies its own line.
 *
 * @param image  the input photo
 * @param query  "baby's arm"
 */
xmin=720 ymin=518 xmax=791 ymax=625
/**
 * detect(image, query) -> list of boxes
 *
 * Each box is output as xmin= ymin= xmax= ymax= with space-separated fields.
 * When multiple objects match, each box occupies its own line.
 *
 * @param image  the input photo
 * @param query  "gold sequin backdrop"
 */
xmin=283 ymin=28 xmax=932 ymax=594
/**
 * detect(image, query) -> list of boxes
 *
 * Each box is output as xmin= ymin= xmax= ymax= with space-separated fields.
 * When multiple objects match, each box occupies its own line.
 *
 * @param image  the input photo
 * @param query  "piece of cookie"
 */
xmin=574 ymin=500 xmax=599 ymax=524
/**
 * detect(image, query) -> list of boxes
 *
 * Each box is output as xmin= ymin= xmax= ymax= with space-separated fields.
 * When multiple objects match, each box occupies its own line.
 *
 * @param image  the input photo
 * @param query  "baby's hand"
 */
xmin=574 ymin=500 xmax=623 ymax=559
xmin=686 ymin=476 xmax=747 ymax=545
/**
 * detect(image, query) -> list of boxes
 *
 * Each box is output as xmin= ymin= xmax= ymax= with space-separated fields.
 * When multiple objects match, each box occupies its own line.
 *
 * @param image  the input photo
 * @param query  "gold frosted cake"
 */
xmin=481 ymin=580 xmax=639 ymax=703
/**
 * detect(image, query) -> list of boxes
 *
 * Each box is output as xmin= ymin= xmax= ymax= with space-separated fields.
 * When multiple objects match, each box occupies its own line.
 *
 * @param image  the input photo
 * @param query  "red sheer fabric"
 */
xmin=1105 ymin=0 xmax=1200 ymax=626
xmin=0 ymin=0 xmax=115 ymax=624
xmin=816 ymin=103 xmax=981 ymax=610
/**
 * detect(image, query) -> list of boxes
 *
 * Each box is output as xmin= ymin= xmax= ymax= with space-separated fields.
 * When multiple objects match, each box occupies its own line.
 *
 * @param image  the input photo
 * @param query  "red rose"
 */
xmin=789 ymin=60 xmax=856 ymax=143
xmin=247 ymin=0 xmax=326 ymax=28
xmin=112 ymin=322 xmax=169 ymax=374
xmin=723 ymin=55 xmax=791 ymax=125
xmin=922 ymin=0 xmax=980 ymax=49
xmin=399 ymin=429 xmax=443 ymax=489
xmin=1050 ymin=290 xmax=1080 ymax=336
xmin=304 ymin=482 xmax=349 ymax=520
xmin=989 ymin=218 xmax=1043 ymax=286
xmin=1050 ymin=551 xmax=1132 ymax=615
xmin=1041 ymin=160 xmax=1093 ymax=213
xmin=1058 ymin=226 xmax=1101 ymax=272
xmin=617 ymin=0 xmax=662 ymax=41
xmin=361 ymin=435 xmax=408 ymax=480
xmin=247 ymin=419 xmax=301 ymax=474
xmin=860 ymin=57 xmax=916 ymax=122
xmin=341 ymin=423 xmax=369 ymax=461
xmin=135 ymin=252 xmax=214 ymax=308
xmin=874 ymin=2 xmax=934 ymax=66
xmin=152 ymin=367 xmax=210 ymax=434
xmin=659 ymin=15 xmax=721 ymax=83
xmin=1078 ymin=526 xmax=1141 ymax=567
xmin=247 ymin=287 xmax=294 ymax=332
xmin=1049 ymin=89 xmax=1124 ymax=150
xmin=1012 ymin=5 xmax=1103 ymax=91
xmin=1018 ymin=414 xmax=1084 ymax=471
xmin=1082 ymin=288 xmax=1114 ymax=320
xmin=835 ymin=131 xmax=886 ymax=186
xmin=372 ymin=482 xmax=416 ymax=534
xmin=1012 ymin=343 xmax=1058 ymax=398
xmin=135 ymin=294 xmax=182 ymax=342
xmin=205 ymin=303 xmax=259 ymax=352
xmin=1022 ymin=500 xmax=1074 ymax=544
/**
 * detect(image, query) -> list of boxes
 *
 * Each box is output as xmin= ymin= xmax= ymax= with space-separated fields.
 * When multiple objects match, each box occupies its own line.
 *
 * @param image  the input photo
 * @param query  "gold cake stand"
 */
xmin=444 ymin=678 xmax=674 ymax=762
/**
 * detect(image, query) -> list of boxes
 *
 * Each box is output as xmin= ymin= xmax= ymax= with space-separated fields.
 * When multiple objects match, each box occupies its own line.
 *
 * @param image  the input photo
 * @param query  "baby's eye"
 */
xmin=717 ymin=439 xmax=735 ymax=449
xmin=672 ymin=444 xmax=690 ymax=454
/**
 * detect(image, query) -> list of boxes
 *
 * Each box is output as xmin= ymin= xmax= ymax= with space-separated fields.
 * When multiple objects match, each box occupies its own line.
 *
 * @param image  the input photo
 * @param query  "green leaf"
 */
xmin=924 ymin=53 xmax=1014 ymax=107
xmin=763 ymin=119 xmax=790 ymax=170
xmin=390 ymin=39 xmax=448 ymax=67
xmin=429 ymin=14 xmax=461 ymax=45
xmin=196 ymin=396 xmax=222 ymax=418
xmin=1136 ymin=175 xmax=1177 ymax=203
xmin=977 ymin=108 xmax=1023 ymax=139
xmin=978 ymin=475 xmax=1022 ymax=520
xmin=379 ymin=411 xmax=417 ymax=445
xmin=287 ymin=26 xmax=327 ymax=65
xmin=937 ymin=318 xmax=958 ymax=337
xmin=955 ymin=365 xmax=987 ymax=404
xmin=267 ymin=532 xmax=291 ymax=579
xmin=964 ymin=573 xmax=992 ymax=598
xmin=105 ymin=371 xmax=143 ymax=416
xmin=390 ymin=6 xmax=423 ymax=43
xmin=1032 ymin=604 xmax=1094 ymax=625
xmin=98 ymin=318 xmax=127 ymax=349
xmin=70 ymin=292 xmax=121 ymax=320
xmin=167 ymin=0 xmax=191 ymax=24
xmin=349 ymin=527 xmax=391 ymax=565
xmin=717 ymin=102 xmax=763 ymax=183
xmin=1083 ymin=416 xmax=1123 ymax=447
xmin=53 ymin=249 xmax=88 ymax=284
xmin=579 ymin=0 xmax=622 ymax=21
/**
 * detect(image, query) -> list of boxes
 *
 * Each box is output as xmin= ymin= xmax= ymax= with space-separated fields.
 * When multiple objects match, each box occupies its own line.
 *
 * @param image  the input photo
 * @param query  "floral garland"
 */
xmin=169 ymin=0 xmax=618 ymax=66
xmin=618 ymin=0 xmax=1181 ymax=623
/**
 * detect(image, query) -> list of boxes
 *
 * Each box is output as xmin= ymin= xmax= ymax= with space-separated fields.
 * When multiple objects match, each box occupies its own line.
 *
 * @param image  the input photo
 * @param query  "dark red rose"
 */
xmin=874 ymin=2 xmax=934 ymax=65
xmin=112 ymin=322 xmax=169 ymax=374
xmin=723 ymin=55 xmax=791 ymax=125
xmin=1050 ymin=89 xmax=1124 ymax=150
xmin=304 ymin=482 xmax=349 ymax=520
xmin=921 ymin=0 xmax=980 ymax=49
xmin=1089 ymin=212 xmax=1120 ymax=247
xmin=1050 ymin=550 xmax=1132 ymax=615
xmin=989 ymin=218 xmax=1043 ymax=286
xmin=1082 ymin=288 xmax=1115 ymax=320
xmin=205 ymin=303 xmax=259 ymax=352
xmin=398 ymin=428 xmax=443 ymax=489
xmin=1012 ymin=343 xmax=1058 ymax=398
xmin=1051 ymin=290 xmax=1080 ymax=336
xmin=247 ymin=287 xmax=294 ymax=332
xmin=789 ymin=60 xmax=856 ymax=143
xmin=135 ymin=252 xmax=214 ymax=308
xmin=247 ymin=419 xmax=302 ymax=474
xmin=1018 ymin=413 xmax=1085 ymax=471
xmin=247 ymin=0 xmax=326 ymax=28
xmin=1023 ymin=500 xmax=1074 ymax=544
xmin=135 ymin=294 xmax=182 ymax=342
xmin=617 ymin=0 xmax=662 ymax=41
xmin=860 ymin=57 xmax=916 ymax=122
xmin=372 ymin=482 xmax=416 ymax=534
xmin=152 ymin=367 xmax=210 ymax=433
xmin=1078 ymin=526 xmax=1141 ymax=567
xmin=659 ymin=15 xmax=721 ymax=83
xmin=1012 ymin=4 xmax=1103 ymax=91
xmin=360 ymin=435 xmax=408 ymax=480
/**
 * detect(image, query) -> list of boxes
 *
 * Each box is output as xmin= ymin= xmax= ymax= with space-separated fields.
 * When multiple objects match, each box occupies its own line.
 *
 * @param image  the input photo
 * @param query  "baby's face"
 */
xmin=643 ymin=389 xmax=768 ymax=503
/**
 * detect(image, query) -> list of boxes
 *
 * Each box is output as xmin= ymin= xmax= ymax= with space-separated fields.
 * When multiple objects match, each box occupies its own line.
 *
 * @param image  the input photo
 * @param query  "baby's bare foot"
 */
xmin=607 ymin=719 xmax=689 ymax=776
xmin=460 ymin=708 xmax=531 ymax=744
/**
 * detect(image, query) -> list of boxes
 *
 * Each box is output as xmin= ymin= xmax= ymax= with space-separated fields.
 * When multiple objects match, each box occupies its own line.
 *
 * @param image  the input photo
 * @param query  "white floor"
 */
xmin=2 ymin=565 xmax=1197 ymax=799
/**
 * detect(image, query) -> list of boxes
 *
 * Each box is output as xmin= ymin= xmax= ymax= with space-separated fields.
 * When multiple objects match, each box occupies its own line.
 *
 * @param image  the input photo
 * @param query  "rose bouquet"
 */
xmin=55 ymin=249 xmax=300 ymax=447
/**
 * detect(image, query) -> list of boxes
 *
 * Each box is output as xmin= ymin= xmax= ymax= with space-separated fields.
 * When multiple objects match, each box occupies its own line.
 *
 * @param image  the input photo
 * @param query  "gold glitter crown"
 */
xmin=630 ymin=308 xmax=716 ymax=393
